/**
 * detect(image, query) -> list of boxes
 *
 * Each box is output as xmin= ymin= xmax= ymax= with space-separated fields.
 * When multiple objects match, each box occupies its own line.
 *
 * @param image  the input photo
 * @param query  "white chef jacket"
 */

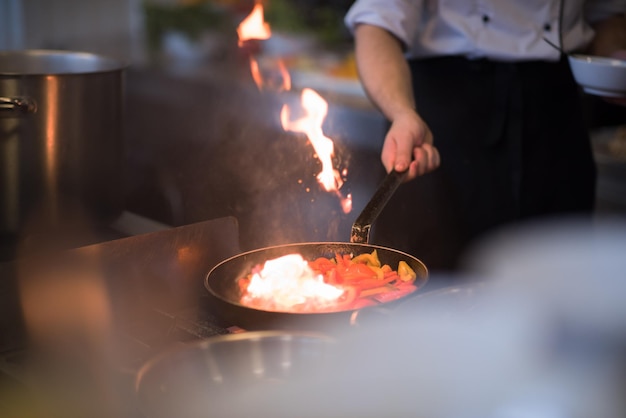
xmin=344 ymin=0 xmax=626 ymax=61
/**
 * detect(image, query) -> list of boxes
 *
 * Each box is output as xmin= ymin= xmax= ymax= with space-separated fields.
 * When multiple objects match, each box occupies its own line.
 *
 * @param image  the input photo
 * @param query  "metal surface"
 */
xmin=135 ymin=331 xmax=335 ymax=418
xmin=0 ymin=216 xmax=241 ymax=354
xmin=0 ymin=49 xmax=126 ymax=233
xmin=351 ymin=169 xmax=408 ymax=244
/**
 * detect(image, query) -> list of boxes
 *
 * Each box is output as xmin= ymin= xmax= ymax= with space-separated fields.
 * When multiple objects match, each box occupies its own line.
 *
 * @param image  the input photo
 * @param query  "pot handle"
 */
xmin=0 ymin=97 xmax=37 ymax=115
xmin=350 ymin=169 xmax=408 ymax=244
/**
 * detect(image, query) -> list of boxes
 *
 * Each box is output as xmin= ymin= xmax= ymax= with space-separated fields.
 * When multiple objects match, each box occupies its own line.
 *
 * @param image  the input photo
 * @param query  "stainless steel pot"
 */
xmin=0 ymin=50 xmax=125 ymax=234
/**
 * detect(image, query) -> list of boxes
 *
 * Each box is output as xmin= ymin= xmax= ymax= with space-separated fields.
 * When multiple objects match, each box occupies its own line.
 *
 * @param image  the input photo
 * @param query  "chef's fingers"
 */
xmin=408 ymin=143 xmax=440 ymax=179
xmin=382 ymin=129 xmax=426 ymax=175
xmin=394 ymin=124 xmax=431 ymax=173
xmin=381 ymin=132 xmax=401 ymax=173
xmin=403 ymin=127 xmax=436 ymax=180
xmin=381 ymin=112 xmax=434 ymax=178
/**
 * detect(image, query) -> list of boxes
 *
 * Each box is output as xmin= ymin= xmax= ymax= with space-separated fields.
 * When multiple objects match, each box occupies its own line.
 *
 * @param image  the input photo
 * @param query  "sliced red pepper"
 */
xmin=309 ymin=257 xmax=336 ymax=274
xmin=324 ymin=268 xmax=340 ymax=284
xmin=354 ymin=274 xmax=397 ymax=290
xmin=383 ymin=271 xmax=401 ymax=280
xmin=343 ymin=263 xmax=377 ymax=280
xmin=327 ymin=285 xmax=359 ymax=311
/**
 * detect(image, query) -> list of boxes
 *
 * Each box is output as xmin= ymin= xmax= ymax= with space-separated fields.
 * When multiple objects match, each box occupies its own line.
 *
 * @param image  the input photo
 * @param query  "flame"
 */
xmin=241 ymin=254 xmax=345 ymax=311
xmin=341 ymin=192 xmax=353 ymax=213
xmin=280 ymin=89 xmax=337 ymax=191
xmin=247 ymin=56 xmax=291 ymax=92
xmin=280 ymin=89 xmax=352 ymax=212
xmin=237 ymin=4 xmax=290 ymax=92
xmin=248 ymin=57 xmax=264 ymax=90
xmin=236 ymin=3 xmax=271 ymax=45
xmin=236 ymin=2 xmax=351 ymax=213
xmin=277 ymin=59 xmax=291 ymax=91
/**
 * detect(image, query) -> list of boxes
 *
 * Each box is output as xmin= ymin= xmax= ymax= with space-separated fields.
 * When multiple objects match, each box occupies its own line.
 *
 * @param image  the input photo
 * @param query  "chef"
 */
xmin=344 ymin=0 xmax=626 ymax=272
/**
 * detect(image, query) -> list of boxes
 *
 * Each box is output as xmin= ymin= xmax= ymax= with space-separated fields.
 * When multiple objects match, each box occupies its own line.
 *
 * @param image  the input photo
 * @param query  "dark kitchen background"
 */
xmin=0 ymin=0 xmax=392 ymax=260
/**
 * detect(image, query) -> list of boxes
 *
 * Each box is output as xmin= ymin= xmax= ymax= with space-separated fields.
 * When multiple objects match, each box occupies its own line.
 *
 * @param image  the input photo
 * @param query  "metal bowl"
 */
xmin=135 ymin=331 xmax=335 ymax=418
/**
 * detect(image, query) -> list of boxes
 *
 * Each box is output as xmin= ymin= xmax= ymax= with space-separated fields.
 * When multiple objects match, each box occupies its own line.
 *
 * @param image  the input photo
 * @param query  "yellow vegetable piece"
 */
xmin=398 ymin=261 xmax=417 ymax=282
xmin=352 ymin=250 xmax=381 ymax=267
xmin=369 ymin=266 xmax=385 ymax=280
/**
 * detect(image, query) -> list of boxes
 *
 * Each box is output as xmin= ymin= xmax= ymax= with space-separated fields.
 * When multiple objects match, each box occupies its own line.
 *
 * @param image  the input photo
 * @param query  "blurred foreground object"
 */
xmin=214 ymin=216 xmax=626 ymax=418
xmin=14 ymin=247 xmax=120 ymax=418
xmin=135 ymin=331 xmax=335 ymax=418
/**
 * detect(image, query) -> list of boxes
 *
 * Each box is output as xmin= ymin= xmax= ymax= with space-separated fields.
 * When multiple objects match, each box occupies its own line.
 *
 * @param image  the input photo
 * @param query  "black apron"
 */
xmin=370 ymin=55 xmax=597 ymax=273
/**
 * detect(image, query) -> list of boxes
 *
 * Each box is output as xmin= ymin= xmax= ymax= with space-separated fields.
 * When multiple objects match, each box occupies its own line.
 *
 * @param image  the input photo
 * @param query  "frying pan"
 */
xmin=204 ymin=170 xmax=429 ymax=331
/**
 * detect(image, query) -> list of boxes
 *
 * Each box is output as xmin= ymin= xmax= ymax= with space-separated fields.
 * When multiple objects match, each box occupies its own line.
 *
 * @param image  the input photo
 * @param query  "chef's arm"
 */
xmin=354 ymin=24 xmax=416 ymax=123
xmin=353 ymin=24 xmax=439 ymax=179
xmin=588 ymin=13 xmax=626 ymax=57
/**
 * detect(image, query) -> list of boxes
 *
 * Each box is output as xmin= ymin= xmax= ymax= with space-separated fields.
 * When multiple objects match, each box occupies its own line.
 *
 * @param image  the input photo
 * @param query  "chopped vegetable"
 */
xmin=238 ymin=249 xmax=421 ymax=313
xmin=351 ymin=250 xmax=381 ymax=267
xmin=397 ymin=261 xmax=417 ymax=282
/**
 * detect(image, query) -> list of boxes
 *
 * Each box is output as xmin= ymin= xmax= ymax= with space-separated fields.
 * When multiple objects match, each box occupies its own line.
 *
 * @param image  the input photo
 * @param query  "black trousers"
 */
xmin=371 ymin=56 xmax=597 ymax=273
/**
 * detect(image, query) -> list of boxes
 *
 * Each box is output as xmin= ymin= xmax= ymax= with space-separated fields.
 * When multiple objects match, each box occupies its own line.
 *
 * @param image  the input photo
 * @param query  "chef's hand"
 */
xmin=381 ymin=109 xmax=440 ymax=181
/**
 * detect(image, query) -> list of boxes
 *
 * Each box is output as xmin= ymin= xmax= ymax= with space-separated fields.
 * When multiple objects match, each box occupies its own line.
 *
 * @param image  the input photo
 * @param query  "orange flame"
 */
xmin=236 ymin=3 xmax=271 ymax=45
xmin=248 ymin=57 xmax=264 ymax=90
xmin=280 ymin=88 xmax=337 ymax=191
xmin=277 ymin=59 xmax=292 ymax=91
xmin=247 ymin=56 xmax=291 ymax=92
xmin=280 ymin=89 xmax=352 ymax=212
xmin=236 ymin=2 xmax=351 ymax=213
xmin=237 ymin=4 xmax=290 ymax=92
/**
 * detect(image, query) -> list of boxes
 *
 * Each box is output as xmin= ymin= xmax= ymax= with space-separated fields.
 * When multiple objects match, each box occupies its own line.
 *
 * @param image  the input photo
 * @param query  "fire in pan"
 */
xmin=204 ymin=170 xmax=428 ymax=331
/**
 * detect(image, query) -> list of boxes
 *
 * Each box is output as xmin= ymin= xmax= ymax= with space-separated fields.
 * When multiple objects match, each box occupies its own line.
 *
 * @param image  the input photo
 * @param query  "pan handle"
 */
xmin=350 ymin=169 xmax=408 ymax=244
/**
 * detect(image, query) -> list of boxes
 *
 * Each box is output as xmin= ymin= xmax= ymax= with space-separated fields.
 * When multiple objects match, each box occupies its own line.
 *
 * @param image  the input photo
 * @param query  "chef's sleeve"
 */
xmin=344 ymin=0 xmax=423 ymax=50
